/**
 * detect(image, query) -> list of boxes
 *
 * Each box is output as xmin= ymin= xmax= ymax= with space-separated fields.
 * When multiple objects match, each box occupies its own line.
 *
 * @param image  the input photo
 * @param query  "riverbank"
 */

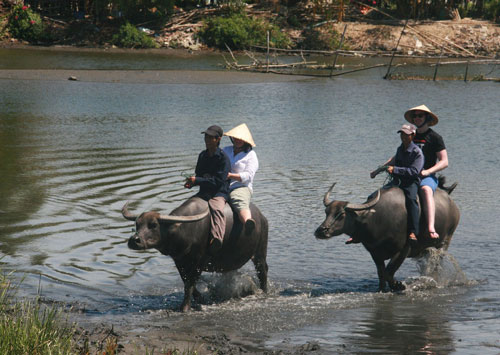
xmin=1 ymin=4 xmax=499 ymax=58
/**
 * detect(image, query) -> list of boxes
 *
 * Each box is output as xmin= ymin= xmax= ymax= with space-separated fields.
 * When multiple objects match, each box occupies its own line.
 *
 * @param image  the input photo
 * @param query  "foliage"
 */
xmin=458 ymin=0 xmax=477 ymax=17
xmin=7 ymin=3 xmax=44 ymax=43
xmin=484 ymin=0 xmax=500 ymax=20
xmin=198 ymin=12 xmax=291 ymax=50
xmin=112 ymin=22 xmax=159 ymax=48
xmin=113 ymin=0 xmax=174 ymax=22
xmin=0 ymin=269 xmax=75 ymax=355
xmin=299 ymin=27 xmax=347 ymax=51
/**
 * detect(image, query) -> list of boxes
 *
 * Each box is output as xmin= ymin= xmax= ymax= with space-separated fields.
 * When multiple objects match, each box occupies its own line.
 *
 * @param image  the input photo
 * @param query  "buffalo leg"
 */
xmin=371 ymin=255 xmax=388 ymax=291
xmin=178 ymin=264 xmax=202 ymax=312
xmin=181 ymin=281 xmax=196 ymax=312
xmin=252 ymin=256 xmax=268 ymax=293
xmin=252 ymin=218 xmax=269 ymax=292
xmin=385 ymin=243 xmax=410 ymax=291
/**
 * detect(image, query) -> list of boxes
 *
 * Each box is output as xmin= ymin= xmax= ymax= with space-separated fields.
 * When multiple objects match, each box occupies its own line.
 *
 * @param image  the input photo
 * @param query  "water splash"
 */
xmin=197 ymin=271 xmax=259 ymax=303
xmin=414 ymin=248 xmax=469 ymax=287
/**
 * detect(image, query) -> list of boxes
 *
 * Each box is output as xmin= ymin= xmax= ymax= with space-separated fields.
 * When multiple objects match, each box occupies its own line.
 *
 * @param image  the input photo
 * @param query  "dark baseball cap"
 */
xmin=201 ymin=125 xmax=223 ymax=138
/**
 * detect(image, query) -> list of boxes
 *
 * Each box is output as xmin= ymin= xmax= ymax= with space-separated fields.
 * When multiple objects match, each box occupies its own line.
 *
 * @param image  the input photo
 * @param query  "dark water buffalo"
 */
xmin=314 ymin=179 xmax=460 ymax=291
xmin=122 ymin=196 xmax=268 ymax=311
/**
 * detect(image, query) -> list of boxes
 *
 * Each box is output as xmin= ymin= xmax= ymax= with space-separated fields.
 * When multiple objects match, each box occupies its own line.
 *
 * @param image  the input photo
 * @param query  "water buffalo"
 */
xmin=122 ymin=196 xmax=268 ymax=311
xmin=314 ymin=178 xmax=459 ymax=291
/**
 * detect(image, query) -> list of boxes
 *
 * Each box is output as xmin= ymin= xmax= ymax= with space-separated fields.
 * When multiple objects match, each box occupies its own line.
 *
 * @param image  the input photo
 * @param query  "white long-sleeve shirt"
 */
xmin=223 ymin=145 xmax=259 ymax=192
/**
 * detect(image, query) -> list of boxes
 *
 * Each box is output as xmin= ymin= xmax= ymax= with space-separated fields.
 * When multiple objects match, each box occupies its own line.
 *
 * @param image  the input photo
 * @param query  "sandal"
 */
xmin=429 ymin=232 xmax=440 ymax=239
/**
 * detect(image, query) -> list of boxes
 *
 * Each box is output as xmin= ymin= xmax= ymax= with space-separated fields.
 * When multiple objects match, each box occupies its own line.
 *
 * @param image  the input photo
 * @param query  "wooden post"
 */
xmin=464 ymin=60 xmax=469 ymax=82
xmin=433 ymin=47 xmax=444 ymax=81
xmin=330 ymin=24 xmax=347 ymax=77
xmin=338 ymin=0 xmax=344 ymax=22
xmin=384 ymin=19 xmax=408 ymax=80
xmin=266 ymin=31 xmax=270 ymax=73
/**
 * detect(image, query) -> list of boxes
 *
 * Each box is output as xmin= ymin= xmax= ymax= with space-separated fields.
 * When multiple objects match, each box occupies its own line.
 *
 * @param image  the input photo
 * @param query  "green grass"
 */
xmin=0 ymin=267 xmax=208 ymax=354
xmin=0 ymin=269 xmax=74 ymax=354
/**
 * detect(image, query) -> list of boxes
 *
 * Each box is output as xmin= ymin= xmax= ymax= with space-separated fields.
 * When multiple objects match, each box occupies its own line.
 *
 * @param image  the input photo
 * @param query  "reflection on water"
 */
xmin=0 ymin=113 xmax=46 ymax=249
xmin=1 ymin=59 xmax=499 ymax=353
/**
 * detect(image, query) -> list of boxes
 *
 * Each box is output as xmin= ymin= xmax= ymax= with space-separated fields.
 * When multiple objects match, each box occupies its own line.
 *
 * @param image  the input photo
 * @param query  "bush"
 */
xmin=458 ymin=0 xmax=476 ymax=18
xmin=198 ymin=12 xmax=291 ymax=50
xmin=300 ymin=27 xmax=347 ymax=51
xmin=7 ymin=3 xmax=44 ymax=43
xmin=484 ymin=0 xmax=500 ymax=21
xmin=112 ymin=22 xmax=158 ymax=48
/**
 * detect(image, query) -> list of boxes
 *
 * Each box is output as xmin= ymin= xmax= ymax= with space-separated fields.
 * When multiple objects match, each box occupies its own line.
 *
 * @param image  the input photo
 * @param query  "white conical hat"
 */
xmin=404 ymin=104 xmax=439 ymax=126
xmin=224 ymin=123 xmax=256 ymax=147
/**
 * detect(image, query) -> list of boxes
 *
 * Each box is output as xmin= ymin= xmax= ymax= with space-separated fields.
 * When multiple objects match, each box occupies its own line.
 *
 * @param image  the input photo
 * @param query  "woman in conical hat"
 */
xmin=405 ymin=104 xmax=448 ymax=240
xmin=223 ymin=123 xmax=258 ymax=233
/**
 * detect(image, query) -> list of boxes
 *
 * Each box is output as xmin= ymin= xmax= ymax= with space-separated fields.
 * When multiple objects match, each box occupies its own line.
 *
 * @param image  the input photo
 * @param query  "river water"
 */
xmin=1 ymin=48 xmax=499 ymax=353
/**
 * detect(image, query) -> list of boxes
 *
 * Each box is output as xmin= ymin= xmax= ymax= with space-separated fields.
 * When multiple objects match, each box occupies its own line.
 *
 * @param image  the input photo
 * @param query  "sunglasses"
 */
xmin=411 ymin=112 xmax=427 ymax=119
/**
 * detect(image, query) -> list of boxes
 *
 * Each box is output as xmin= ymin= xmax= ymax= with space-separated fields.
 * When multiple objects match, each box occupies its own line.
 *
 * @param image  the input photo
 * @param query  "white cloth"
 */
xmin=223 ymin=145 xmax=258 ymax=193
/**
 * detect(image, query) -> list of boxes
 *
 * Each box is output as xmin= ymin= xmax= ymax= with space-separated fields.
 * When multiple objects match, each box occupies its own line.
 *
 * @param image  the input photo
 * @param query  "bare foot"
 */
xmin=429 ymin=231 xmax=439 ymax=239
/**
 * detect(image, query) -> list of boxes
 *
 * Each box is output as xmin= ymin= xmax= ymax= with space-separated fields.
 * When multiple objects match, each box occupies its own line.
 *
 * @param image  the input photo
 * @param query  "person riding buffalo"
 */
xmin=223 ymin=123 xmax=259 ymax=234
xmin=370 ymin=123 xmax=424 ymax=242
xmin=404 ymin=105 xmax=448 ymax=240
xmin=184 ymin=125 xmax=230 ymax=253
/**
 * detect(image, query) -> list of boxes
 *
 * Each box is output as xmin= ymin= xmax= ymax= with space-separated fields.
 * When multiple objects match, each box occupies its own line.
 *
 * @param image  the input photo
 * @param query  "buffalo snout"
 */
xmin=128 ymin=235 xmax=144 ymax=250
xmin=315 ymin=225 xmax=330 ymax=239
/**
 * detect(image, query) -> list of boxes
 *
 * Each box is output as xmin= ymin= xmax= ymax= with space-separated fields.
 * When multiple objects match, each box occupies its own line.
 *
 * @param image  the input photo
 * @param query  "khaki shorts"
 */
xmin=229 ymin=187 xmax=252 ymax=211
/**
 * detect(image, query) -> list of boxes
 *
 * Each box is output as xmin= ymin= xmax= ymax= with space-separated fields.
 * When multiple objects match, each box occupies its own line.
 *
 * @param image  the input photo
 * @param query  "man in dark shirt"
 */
xmin=371 ymin=123 xmax=424 ymax=242
xmin=184 ymin=125 xmax=230 ymax=253
xmin=405 ymin=105 xmax=448 ymax=240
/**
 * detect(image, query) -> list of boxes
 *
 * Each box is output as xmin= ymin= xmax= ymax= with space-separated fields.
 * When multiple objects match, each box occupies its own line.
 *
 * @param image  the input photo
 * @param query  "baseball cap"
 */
xmin=201 ymin=125 xmax=223 ymax=138
xmin=397 ymin=123 xmax=417 ymax=135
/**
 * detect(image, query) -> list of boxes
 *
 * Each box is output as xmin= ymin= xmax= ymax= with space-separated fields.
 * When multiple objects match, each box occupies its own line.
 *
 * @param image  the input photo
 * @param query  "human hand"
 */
xmin=184 ymin=176 xmax=195 ymax=188
xmin=386 ymin=166 xmax=394 ymax=174
xmin=420 ymin=169 xmax=430 ymax=177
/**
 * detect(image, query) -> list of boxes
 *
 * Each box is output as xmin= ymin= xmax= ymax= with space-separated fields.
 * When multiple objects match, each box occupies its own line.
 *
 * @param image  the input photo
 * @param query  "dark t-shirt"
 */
xmin=194 ymin=147 xmax=230 ymax=201
xmin=414 ymin=128 xmax=446 ymax=170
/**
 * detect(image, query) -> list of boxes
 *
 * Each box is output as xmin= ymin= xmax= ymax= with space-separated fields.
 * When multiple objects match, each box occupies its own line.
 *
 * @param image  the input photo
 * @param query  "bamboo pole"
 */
xmin=464 ymin=60 xmax=469 ymax=82
xmin=330 ymin=24 xmax=348 ymax=77
xmin=384 ymin=19 xmax=408 ymax=80
xmin=266 ymin=31 xmax=270 ymax=73
xmin=247 ymin=63 xmax=389 ymax=77
xmin=433 ymin=47 xmax=444 ymax=81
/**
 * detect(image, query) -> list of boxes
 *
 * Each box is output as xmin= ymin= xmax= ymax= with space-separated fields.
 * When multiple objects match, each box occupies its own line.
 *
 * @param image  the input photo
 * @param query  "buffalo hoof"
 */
xmin=390 ymin=281 xmax=406 ymax=292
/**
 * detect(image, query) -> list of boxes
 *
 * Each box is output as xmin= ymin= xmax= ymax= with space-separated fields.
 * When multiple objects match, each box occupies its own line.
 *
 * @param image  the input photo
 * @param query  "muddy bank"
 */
xmin=70 ymin=307 xmax=325 ymax=354
xmin=0 ymin=68 xmax=312 ymax=83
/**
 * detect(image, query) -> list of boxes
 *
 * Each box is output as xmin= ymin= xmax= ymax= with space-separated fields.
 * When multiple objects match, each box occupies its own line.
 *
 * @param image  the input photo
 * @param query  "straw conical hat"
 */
xmin=224 ymin=123 xmax=256 ymax=147
xmin=404 ymin=105 xmax=439 ymax=126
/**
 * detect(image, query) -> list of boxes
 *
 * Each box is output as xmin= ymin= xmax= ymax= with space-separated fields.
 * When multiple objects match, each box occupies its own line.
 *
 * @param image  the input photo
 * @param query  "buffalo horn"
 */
xmin=122 ymin=202 xmax=138 ymax=221
xmin=323 ymin=182 xmax=337 ymax=206
xmin=158 ymin=208 xmax=210 ymax=223
xmin=345 ymin=189 xmax=381 ymax=211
